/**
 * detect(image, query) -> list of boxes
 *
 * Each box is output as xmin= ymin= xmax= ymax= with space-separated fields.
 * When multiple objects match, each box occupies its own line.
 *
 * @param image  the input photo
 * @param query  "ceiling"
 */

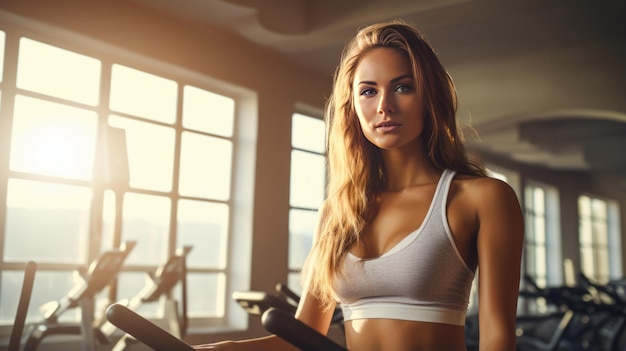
xmin=130 ymin=0 xmax=626 ymax=190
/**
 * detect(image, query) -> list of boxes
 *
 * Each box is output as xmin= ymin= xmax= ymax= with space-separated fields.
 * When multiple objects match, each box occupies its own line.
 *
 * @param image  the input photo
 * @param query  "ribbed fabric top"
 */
xmin=334 ymin=169 xmax=475 ymax=326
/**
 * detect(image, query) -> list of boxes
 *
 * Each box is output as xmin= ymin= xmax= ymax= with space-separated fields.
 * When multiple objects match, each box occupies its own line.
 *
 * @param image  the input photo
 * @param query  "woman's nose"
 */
xmin=377 ymin=92 xmax=395 ymax=115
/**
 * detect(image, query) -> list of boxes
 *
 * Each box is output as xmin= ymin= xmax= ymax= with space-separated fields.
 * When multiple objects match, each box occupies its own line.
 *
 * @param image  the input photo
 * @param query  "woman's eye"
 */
xmin=360 ymin=88 xmax=376 ymax=96
xmin=395 ymin=84 xmax=412 ymax=93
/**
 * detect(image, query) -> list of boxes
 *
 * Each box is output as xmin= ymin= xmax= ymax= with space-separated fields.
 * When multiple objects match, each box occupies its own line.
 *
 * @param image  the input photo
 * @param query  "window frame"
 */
xmin=0 ymin=14 xmax=257 ymax=336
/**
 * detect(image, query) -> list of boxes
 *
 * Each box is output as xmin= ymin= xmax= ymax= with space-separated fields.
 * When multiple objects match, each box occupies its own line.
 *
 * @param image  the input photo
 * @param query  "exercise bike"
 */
xmin=23 ymin=241 xmax=136 ymax=351
xmin=105 ymin=282 xmax=347 ymax=351
xmin=104 ymin=303 xmax=347 ymax=351
xmin=232 ymin=283 xmax=344 ymax=328
xmin=515 ymin=274 xmax=621 ymax=351
xmin=101 ymin=245 xmax=193 ymax=351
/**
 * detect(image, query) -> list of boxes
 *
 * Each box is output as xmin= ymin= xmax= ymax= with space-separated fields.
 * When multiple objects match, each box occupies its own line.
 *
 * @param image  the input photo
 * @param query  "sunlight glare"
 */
xmin=10 ymin=95 xmax=98 ymax=180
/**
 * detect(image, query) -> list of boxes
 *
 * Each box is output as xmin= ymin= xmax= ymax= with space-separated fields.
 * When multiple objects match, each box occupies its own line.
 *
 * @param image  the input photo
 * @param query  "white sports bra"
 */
xmin=333 ymin=169 xmax=475 ymax=326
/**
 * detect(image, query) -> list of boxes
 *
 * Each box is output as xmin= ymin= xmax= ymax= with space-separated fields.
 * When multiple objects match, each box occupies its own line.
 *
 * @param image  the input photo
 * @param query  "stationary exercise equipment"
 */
xmin=8 ymin=261 xmax=37 ymax=351
xmin=106 ymin=303 xmax=193 ymax=351
xmin=233 ymin=283 xmax=344 ymax=327
xmin=576 ymin=273 xmax=626 ymax=351
xmin=232 ymin=283 xmax=348 ymax=350
xmin=101 ymin=245 xmax=193 ymax=350
xmin=514 ymin=274 xmax=626 ymax=351
xmin=105 ymin=281 xmax=346 ymax=351
xmin=232 ymin=284 xmax=297 ymax=316
xmin=261 ymin=307 xmax=347 ymax=351
xmin=23 ymin=241 xmax=136 ymax=351
xmin=106 ymin=303 xmax=347 ymax=351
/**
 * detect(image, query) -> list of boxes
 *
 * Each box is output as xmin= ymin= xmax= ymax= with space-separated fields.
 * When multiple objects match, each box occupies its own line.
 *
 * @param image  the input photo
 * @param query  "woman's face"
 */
xmin=352 ymin=47 xmax=425 ymax=151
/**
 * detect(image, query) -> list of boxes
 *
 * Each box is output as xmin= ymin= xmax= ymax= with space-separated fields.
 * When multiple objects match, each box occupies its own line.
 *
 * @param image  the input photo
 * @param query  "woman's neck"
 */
xmin=380 ymin=148 xmax=440 ymax=191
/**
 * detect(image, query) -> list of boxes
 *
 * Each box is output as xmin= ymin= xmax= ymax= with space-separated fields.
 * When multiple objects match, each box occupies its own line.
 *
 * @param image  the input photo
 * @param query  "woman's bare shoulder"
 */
xmin=452 ymin=173 xmax=519 ymax=208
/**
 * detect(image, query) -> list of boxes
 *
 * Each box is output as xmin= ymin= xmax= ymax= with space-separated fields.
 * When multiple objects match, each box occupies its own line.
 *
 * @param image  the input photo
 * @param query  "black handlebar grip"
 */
xmin=106 ymin=304 xmax=193 ymax=351
xmin=261 ymin=307 xmax=348 ymax=351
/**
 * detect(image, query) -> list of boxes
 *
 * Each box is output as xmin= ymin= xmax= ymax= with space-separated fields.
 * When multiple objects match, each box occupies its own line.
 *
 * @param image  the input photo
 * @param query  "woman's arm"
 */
xmin=474 ymin=178 xmax=524 ymax=351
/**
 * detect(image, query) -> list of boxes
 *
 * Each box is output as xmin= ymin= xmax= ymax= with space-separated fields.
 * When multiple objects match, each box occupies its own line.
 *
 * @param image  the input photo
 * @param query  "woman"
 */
xmin=195 ymin=20 xmax=524 ymax=351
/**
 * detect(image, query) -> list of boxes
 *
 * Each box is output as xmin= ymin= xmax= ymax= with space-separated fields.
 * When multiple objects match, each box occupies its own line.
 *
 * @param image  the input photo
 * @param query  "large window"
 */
xmin=524 ymin=183 xmax=562 ymax=287
xmin=288 ymin=113 xmax=326 ymax=292
xmin=523 ymin=182 xmax=561 ymax=313
xmin=0 ymin=22 xmax=256 ymax=332
xmin=578 ymin=195 xmax=621 ymax=284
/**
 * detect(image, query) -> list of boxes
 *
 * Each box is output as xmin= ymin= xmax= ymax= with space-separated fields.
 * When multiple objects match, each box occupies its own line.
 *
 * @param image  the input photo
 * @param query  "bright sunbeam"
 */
xmin=10 ymin=95 xmax=98 ymax=180
xmin=18 ymin=124 xmax=90 ymax=178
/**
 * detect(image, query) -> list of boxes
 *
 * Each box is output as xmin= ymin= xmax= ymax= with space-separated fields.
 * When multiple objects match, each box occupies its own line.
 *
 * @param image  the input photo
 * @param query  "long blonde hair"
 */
xmin=302 ymin=20 xmax=486 ymax=310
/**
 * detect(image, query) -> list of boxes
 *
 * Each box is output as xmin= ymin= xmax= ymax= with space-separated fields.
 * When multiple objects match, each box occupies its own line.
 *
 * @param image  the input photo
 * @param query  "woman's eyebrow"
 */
xmin=356 ymin=74 xmax=413 ymax=86
xmin=390 ymin=74 xmax=413 ymax=83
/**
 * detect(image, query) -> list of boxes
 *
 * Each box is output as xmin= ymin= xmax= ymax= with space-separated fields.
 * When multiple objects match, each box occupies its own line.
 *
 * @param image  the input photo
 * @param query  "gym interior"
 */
xmin=0 ymin=1 xmax=625 ymax=350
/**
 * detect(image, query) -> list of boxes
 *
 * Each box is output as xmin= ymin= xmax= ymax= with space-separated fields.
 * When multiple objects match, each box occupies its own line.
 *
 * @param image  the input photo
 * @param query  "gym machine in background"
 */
xmin=102 ymin=245 xmax=192 ymax=351
xmin=23 ymin=241 xmax=136 ymax=351
xmin=7 ymin=261 xmax=37 ymax=351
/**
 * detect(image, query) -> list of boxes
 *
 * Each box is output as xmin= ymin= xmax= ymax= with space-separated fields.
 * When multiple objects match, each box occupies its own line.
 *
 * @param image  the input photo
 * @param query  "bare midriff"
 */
xmin=344 ymin=318 xmax=467 ymax=351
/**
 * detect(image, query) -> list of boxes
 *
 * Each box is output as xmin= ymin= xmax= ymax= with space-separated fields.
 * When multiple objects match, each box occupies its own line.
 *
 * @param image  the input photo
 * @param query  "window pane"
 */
xmin=17 ymin=38 xmax=101 ymax=105
xmin=4 ymin=178 xmax=91 ymax=263
xmin=292 ymin=114 xmax=325 ymax=153
xmin=183 ymin=85 xmax=234 ymax=137
xmin=578 ymin=195 xmax=611 ymax=282
xmin=122 ymin=192 xmax=171 ymax=265
xmin=0 ymin=30 xmax=5 ymax=82
xmin=288 ymin=209 xmax=317 ymax=269
xmin=110 ymin=64 xmax=177 ymax=124
xmin=109 ymin=115 xmax=175 ymax=191
xmin=579 ymin=218 xmax=592 ymax=244
xmin=526 ymin=246 xmax=537 ymax=274
xmin=10 ymin=95 xmax=98 ymax=180
xmin=578 ymin=196 xmax=590 ymax=217
xmin=289 ymin=150 xmax=325 ymax=208
xmin=535 ymin=247 xmax=547 ymax=277
xmin=179 ymin=132 xmax=232 ymax=201
xmin=0 ymin=270 xmax=75 ymax=323
xmin=287 ymin=272 xmax=303 ymax=295
xmin=592 ymin=199 xmax=607 ymax=219
xmin=594 ymin=222 xmax=608 ymax=245
xmin=597 ymin=253 xmax=610 ymax=282
xmin=0 ymin=270 xmax=33 ymax=323
xmin=523 ymin=184 xmax=550 ymax=293
xmin=187 ymin=273 xmax=225 ymax=318
xmin=535 ymin=217 xmax=546 ymax=244
xmin=177 ymin=199 xmax=229 ymax=268
xmin=580 ymin=247 xmax=594 ymax=274
xmin=533 ymin=188 xmax=545 ymax=215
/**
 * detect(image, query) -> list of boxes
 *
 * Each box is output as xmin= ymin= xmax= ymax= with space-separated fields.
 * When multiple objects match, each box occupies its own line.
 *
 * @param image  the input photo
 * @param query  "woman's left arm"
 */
xmin=475 ymin=178 xmax=524 ymax=351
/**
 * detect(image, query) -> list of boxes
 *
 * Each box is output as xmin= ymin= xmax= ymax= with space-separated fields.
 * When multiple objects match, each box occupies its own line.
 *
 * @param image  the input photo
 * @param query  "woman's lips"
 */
xmin=375 ymin=122 xmax=401 ymax=132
